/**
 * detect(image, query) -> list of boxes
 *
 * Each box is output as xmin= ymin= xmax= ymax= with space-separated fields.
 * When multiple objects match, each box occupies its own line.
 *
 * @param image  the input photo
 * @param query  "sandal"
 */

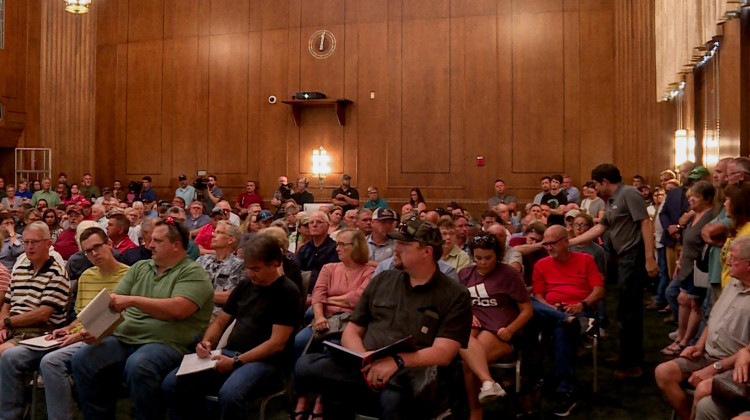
xmin=661 ymin=342 xmax=685 ymax=356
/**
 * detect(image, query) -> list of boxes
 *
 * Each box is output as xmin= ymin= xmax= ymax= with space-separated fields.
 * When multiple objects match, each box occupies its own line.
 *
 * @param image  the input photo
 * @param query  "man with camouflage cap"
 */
xmin=295 ymin=216 xmax=472 ymax=419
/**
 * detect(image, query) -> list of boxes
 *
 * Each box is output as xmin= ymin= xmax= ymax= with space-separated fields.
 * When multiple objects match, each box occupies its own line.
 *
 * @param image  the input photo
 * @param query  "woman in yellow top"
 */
xmin=720 ymin=183 xmax=750 ymax=288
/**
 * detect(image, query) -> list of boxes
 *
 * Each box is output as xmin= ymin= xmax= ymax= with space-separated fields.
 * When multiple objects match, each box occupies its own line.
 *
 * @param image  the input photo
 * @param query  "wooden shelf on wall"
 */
xmin=281 ymin=98 xmax=353 ymax=126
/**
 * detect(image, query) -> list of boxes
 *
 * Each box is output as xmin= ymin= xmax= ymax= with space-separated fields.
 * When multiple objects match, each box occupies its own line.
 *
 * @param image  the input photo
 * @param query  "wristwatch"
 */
xmin=233 ymin=354 xmax=243 ymax=370
xmin=392 ymin=354 xmax=405 ymax=370
xmin=3 ymin=317 xmax=11 ymax=329
xmin=713 ymin=361 xmax=723 ymax=372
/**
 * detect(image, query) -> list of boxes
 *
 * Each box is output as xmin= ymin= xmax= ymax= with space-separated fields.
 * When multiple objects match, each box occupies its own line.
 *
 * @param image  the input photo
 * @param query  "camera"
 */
xmin=193 ymin=177 xmax=209 ymax=191
xmin=278 ymin=183 xmax=294 ymax=201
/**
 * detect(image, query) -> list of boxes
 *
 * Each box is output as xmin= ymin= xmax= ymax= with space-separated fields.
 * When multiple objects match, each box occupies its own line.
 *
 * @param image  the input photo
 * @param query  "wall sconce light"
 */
xmin=674 ymin=129 xmax=694 ymax=167
xmin=703 ymin=135 xmax=719 ymax=167
xmin=64 ymin=0 xmax=92 ymax=15
xmin=311 ymin=146 xmax=331 ymax=189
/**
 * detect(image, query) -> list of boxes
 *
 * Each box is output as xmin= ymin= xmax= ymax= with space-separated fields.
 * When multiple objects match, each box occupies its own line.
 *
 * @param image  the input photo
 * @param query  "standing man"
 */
xmin=291 ymin=178 xmax=315 ymax=208
xmin=331 ymin=174 xmax=360 ymax=213
xmin=175 ymin=174 xmax=196 ymax=206
xmin=0 ymin=227 xmax=128 ymax=420
xmin=79 ymin=173 xmax=101 ymax=201
xmin=295 ymin=217 xmax=472 ymax=419
xmin=71 ymin=218 xmax=214 ymax=420
xmin=363 ymin=186 xmax=388 ymax=210
xmin=270 ymin=176 xmax=292 ymax=216
xmin=30 ymin=178 xmax=62 ymax=208
xmin=533 ymin=176 xmax=552 ymax=205
xmin=367 ymin=208 xmax=397 ymax=263
xmin=571 ymin=163 xmax=658 ymax=380
xmin=488 ymin=179 xmax=518 ymax=212
xmin=139 ymin=176 xmax=157 ymax=203
xmin=202 ymin=175 xmax=223 ymax=214
xmin=234 ymin=180 xmax=262 ymax=217
xmin=563 ymin=175 xmax=581 ymax=205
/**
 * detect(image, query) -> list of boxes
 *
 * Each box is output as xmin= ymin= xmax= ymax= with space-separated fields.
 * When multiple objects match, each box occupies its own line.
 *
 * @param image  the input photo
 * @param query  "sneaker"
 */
xmin=478 ymin=380 xmax=506 ymax=403
xmin=552 ymin=393 xmax=576 ymax=417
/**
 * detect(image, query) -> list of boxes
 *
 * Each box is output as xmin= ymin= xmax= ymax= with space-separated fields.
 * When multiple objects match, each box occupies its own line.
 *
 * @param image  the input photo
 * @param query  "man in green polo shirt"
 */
xmin=70 ymin=217 xmax=214 ymax=420
xmin=30 ymin=178 xmax=62 ymax=208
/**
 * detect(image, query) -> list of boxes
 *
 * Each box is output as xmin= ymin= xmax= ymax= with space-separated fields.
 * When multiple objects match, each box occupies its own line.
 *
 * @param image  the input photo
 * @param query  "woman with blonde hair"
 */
xmin=292 ymin=228 xmax=374 ymax=420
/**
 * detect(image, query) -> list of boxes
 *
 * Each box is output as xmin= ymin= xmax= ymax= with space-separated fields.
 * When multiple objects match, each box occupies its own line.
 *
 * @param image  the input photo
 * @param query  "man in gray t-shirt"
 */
xmin=570 ymin=164 xmax=657 ymax=380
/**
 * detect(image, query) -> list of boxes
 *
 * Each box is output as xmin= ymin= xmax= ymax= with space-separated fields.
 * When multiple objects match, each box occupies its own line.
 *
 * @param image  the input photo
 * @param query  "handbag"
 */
xmin=313 ymin=312 xmax=351 ymax=341
xmin=693 ymin=243 xmax=710 ymax=288
xmin=711 ymin=371 xmax=750 ymax=411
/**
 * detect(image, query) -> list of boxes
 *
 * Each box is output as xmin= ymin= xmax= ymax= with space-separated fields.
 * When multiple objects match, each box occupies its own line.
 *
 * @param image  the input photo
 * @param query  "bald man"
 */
xmin=532 ymin=225 xmax=604 ymax=417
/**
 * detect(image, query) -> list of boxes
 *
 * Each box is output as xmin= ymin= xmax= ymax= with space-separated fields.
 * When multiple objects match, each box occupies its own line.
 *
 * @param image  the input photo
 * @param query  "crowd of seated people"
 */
xmin=0 ymin=162 xmax=745 ymax=419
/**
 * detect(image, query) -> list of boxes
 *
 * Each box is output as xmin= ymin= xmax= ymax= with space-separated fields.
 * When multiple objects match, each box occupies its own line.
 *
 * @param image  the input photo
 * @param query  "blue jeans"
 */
xmin=655 ymin=247 xmax=670 ymax=306
xmin=294 ymin=325 xmax=314 ymax=360
xmin=162 ymin=349 xmax=283 ymax=420
xmin=666 ymin=277 xmax=681 ymax=321
xmin=533 ymin=302 xmax=595 ymax=393
xmin=0 ymin=343 xmax=86 ymax=420
xmin=71 ymin=336 xmax=182 ymax=420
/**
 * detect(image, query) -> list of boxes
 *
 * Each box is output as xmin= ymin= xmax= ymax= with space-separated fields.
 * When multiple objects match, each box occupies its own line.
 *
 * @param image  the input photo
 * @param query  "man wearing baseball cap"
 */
xmin=367 ymin=208 xmax=397 ymax=263
xmin=295 ymin=216 xmax=472 ymax=419
xmin=54 ymin=204 xmax=85 ymax=260
xmin=175 ymin=174 xmax=196 ymax=206
xmin=331 ymin=174 xmax=360 ymax=213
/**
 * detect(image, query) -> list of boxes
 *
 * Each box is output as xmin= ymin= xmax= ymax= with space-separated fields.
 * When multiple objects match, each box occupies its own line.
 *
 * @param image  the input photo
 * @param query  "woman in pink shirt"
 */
xmin=293 ymin=228 xmax=374 ymax=420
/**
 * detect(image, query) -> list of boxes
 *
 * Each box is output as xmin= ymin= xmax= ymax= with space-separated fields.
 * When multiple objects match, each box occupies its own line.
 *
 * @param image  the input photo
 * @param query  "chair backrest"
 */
xmin=216 ymin=319 xmax=236 ymax=350
xmin=300 ymin=270 xmax=312 ymax=296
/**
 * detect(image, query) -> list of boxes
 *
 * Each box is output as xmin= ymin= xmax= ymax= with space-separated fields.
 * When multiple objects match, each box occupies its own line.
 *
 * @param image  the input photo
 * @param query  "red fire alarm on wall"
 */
xmin=476 ymin=156 xmax=485 ymax=166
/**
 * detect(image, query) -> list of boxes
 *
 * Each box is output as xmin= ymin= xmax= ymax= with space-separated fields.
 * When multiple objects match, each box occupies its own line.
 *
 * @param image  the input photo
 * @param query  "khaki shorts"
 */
xmin=5 ymin=327 xmax=49 ymax=346
xmin=673 ymin=354 xmax=719 ymax=382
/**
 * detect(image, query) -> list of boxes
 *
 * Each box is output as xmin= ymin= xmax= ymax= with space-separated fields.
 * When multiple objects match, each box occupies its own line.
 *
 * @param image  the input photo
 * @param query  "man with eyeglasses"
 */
xmin=656 ymin=235 xmax=750 ymax=420
xmin=726 ymin=157 xmax=750 ymax=186
xmin=70 ymin=218 xmax=213 ymax=420
xmin=295 ymin=212 xmax=339 ymax=302
xmin=0 ymin=222 xmax=70 ymax=358
xmin=54 ymin=204 xmax=86 ymax=260
xmin=295 ymin=217 xmax=472 ymax=419
xmin=532 ymin=225 xmax=604 ymax=416
xmin=0 ymin=226 xmax=128 ymax=419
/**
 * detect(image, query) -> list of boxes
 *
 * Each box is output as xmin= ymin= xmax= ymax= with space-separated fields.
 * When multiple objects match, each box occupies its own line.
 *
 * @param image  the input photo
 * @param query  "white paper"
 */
xmin=19 ymin=334 xmax=62 ymax=350
xmin=77 ymin=288 xmax=123 ymax=340
xmin=176 ymin=350 xmax=221 ymax=376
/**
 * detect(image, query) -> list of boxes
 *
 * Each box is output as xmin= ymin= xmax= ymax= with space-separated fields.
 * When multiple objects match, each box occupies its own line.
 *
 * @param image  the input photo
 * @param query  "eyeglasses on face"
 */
xmin=83 ymin=242 xmax=106 ymax=256
xmin=336 ymin=241 xmax=353 ymax=248
xmin=541 ymin=237 xmax=566 ymax=247
xmin=22 ymin=239 xmax=47 ymax=247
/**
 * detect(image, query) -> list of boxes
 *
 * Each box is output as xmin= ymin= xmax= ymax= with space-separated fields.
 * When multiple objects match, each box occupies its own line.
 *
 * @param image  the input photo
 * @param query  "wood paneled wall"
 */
xmin=8 ymin=0 xmax=678 ymax=208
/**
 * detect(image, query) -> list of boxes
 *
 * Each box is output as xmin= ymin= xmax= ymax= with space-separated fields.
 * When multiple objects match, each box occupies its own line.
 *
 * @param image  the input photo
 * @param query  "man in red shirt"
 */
xmin=532 ymin=225 xmax=604 ymax=417
xmin=53 ymin=205 xmax=84 ymax=260
xmin=106 ymin=214 xmax=138 ymax=254
xmin=234 ymin=180 xmax=262 ymax=218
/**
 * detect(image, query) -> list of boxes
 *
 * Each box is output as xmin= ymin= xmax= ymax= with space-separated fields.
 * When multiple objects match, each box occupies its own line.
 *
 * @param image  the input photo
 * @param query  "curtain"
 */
xmin=654 ymin=0 xmax=743 ymax=101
